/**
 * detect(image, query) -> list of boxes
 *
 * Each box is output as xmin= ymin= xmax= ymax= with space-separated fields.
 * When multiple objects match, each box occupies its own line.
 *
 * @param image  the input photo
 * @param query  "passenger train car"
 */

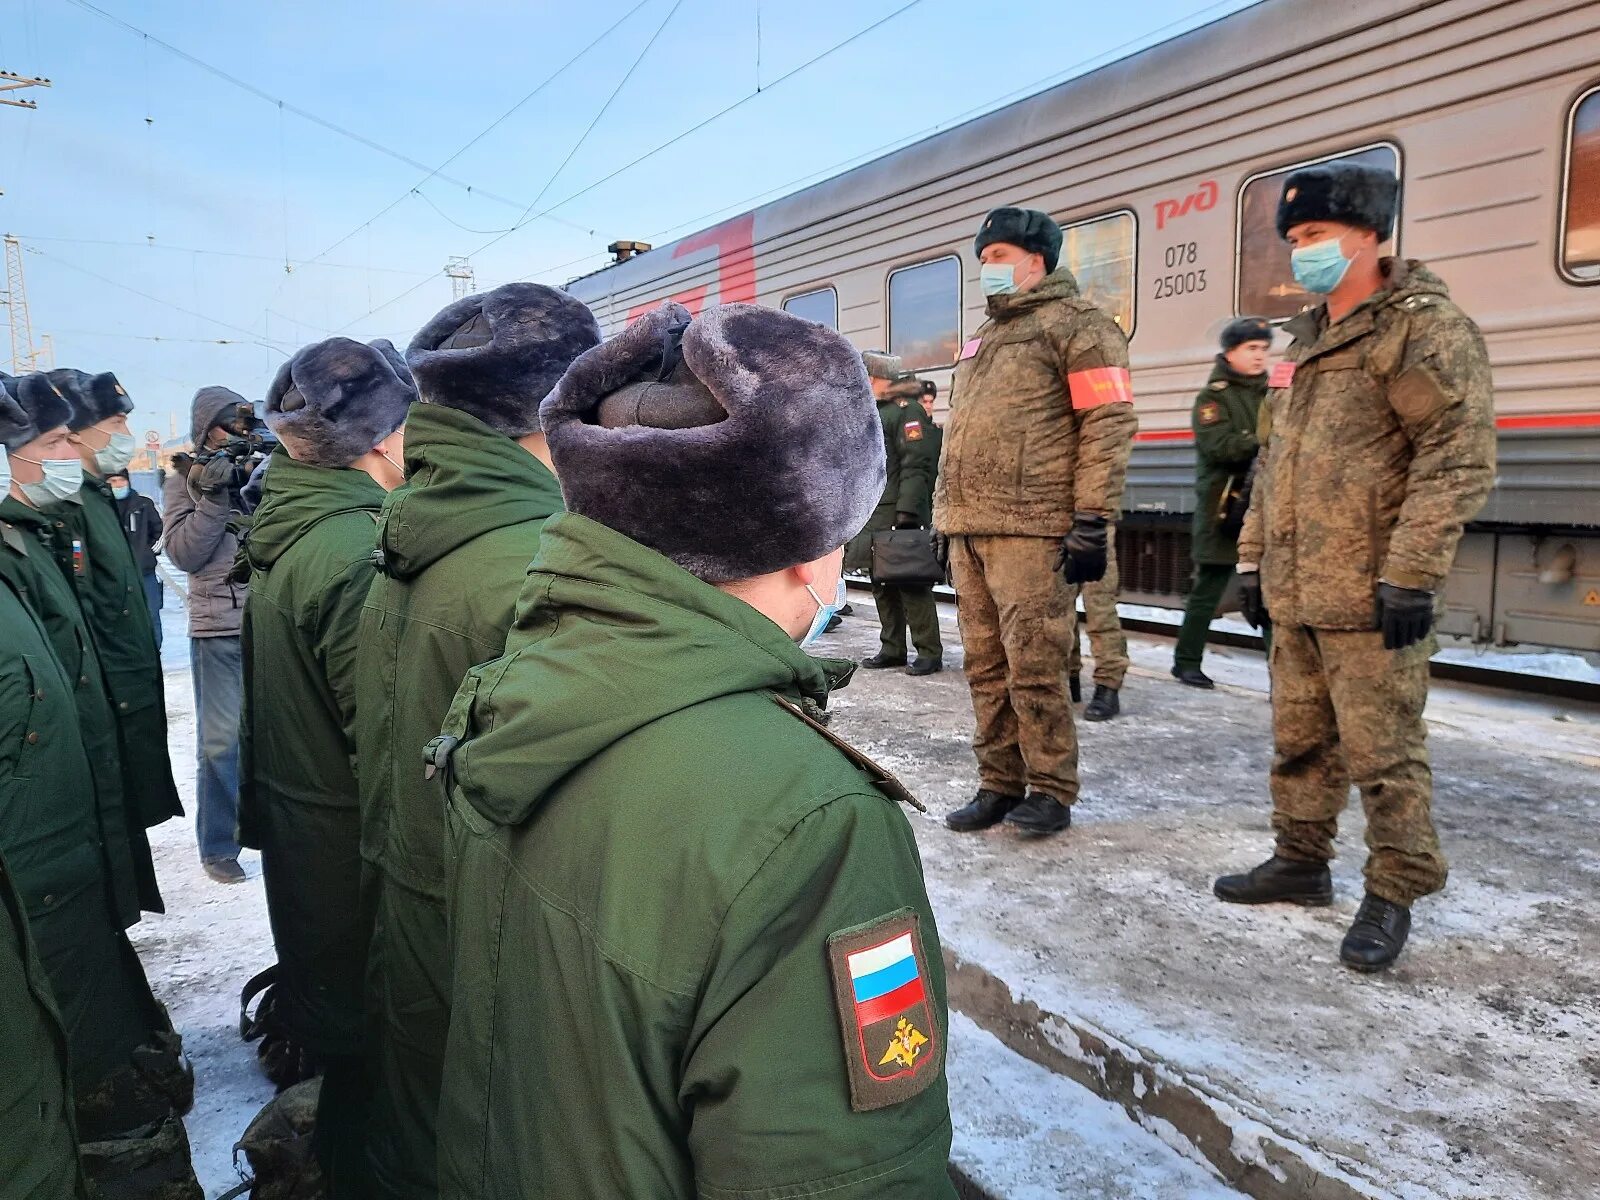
xmin=564 ymin=0 xmax=1600 ymax=653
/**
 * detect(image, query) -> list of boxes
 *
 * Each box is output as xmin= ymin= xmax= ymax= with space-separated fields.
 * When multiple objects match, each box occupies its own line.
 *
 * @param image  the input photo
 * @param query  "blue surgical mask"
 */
xmin=800 ymin=577 xmax=847 ymax=649
xmin=979 ymin=263 xmax=1018 ymax=296
xmin=15 ymin=455 xmax=84 ymax=506
xmin=0 ymin=447 xmax=10 ymax=497
xmin=1290 ymin=236 xmax=1353 ymax=294
xmin=111 ymin=484 xmax=131 ymax=500
xmin=95 ymin=430 xmax=137 ymax=475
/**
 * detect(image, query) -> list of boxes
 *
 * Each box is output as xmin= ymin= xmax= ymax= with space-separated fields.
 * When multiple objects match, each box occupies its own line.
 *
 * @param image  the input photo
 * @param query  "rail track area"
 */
xmin=816 ymin=599 xmax=1600 ymax=1200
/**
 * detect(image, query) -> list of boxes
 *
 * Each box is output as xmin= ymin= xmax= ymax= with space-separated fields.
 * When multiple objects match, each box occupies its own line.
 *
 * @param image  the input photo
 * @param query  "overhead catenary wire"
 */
xmin=7 ymin=234 xmax=436 ymax=277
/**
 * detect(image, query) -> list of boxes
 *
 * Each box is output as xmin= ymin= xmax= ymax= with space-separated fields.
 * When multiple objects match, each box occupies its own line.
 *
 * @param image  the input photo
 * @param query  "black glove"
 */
xmin=1376 ymin=581 xmax=1434 ymax=651
xmin=189 ymin=454 xmax=235 ymax=497
xmin=894 ymin=511 xmax=920 ymax=530
xmin=1054 ymin=513 xmax=1109 ymax=584
xmin=930 ymin=531 xmax=949 ymax=572
xmin=1238 ymin=570 xmax=1270 ymax=631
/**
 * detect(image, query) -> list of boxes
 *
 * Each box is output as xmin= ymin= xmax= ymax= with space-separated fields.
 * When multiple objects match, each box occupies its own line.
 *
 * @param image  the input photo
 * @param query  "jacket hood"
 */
xmin=449 ymin=512 xmax=853 ymax=827
xmin=190 ymin=385 xmax=248 ymax=448
xmin=376 ymin=402 xmax=564 ymax=580
xmin=243 ymin=446 xmax=385 ymax=571
xmin=1209 ymin=356 xmax=1267 ymax=387
xmin=985 ymin=266 xmax=1082 ymax=321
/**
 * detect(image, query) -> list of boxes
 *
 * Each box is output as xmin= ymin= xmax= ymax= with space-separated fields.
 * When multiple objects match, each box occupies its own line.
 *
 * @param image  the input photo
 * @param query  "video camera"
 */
xmin=194 ymin=402 xmax=278 ymax=494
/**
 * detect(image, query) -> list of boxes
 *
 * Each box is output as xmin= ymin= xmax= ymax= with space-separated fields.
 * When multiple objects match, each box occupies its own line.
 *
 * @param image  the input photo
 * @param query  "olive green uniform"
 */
xmin=1174 ymin=358 xmax=1266 ymax=672
xmin=933 ymin=268 xmax=1137 ymax=803
xmin=1237 ymin=259 xmax=1496 ymax=903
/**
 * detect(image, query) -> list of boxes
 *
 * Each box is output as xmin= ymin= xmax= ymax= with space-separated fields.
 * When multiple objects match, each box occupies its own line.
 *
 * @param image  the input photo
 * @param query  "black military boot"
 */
xmin=907 ymin=656 xmax=943 ymax=676
xmin=1340 ymin=893 xmax=1411 ymax=972
xmin=1213 ymin=855 xmax=1333 ymax=906
xmin=945 ymin=789 xmax=1022 ymax=832
xmin=1171 ymin=665 xmax=1215 ymax=689
xmin=1006 ymin=792 xmax=1072 ymax=835
xmin=862 ymin=653 xmax=907 ymax=669
xmin=1083 ymin=684 xmax=1120 ymax=721
xmin=1069 ymin=671 xmax=1082 ymax=703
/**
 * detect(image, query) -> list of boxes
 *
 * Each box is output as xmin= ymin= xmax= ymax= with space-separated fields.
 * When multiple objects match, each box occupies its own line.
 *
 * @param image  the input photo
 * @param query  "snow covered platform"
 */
xmin=817 ymin=600 xmax=1600 ymax=1200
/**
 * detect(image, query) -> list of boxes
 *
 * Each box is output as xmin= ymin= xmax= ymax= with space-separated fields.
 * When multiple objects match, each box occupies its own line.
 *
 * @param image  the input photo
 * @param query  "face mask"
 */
xmin=799 ymin=577 xmax=847 ymax=649
xmin=95 ymin=430 xmax=137 ymax=475
xmin=112 ymin=484 xmax=131 ymax=500
xmin=0 ymin=447 xmax=10 ymax=497
xmin=1290 ymin=236 xmax=1354 ymax=294
xmin=979 ymin=263 xmax=1018 ymax=296
xmin=15 ymin=456 xmax=84 ymax=506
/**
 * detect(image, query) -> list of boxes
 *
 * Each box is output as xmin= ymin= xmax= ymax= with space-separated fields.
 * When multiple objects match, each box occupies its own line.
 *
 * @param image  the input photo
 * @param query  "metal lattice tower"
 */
xmin=444 ymin=256 xmax=475 ymax=300
xmin=3 ymin=235 xmax=39 ymax=373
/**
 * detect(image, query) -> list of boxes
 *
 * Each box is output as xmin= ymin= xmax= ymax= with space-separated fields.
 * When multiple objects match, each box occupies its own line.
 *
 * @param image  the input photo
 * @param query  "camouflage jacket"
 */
xmin=1238 ymin=259 xmax=1496 ymax=629
xmin=933 ymin=268 xmax=1136 ymax=537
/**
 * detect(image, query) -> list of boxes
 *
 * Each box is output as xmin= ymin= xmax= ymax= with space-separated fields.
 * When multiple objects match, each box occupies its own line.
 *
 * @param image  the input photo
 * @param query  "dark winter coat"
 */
xmin=355 ymin=402 xmax=565 ymax=1195
xmin=162 ymin=470 xmax=248 ymax=638
xmin=1189 ymin=358 xmax=1266 ymax=566
xmin=846 ymin=388 xmax=938 ymax=573
xmin=113 ymin=487 xmax=162 ymax=575
xmin=66 ymin=476 xmax=183 ymax=830
xmin=934 ymin=267 xmax=1137 ymax=536
xmin=437 ymin=513 xmax=955 ymax=1200
xmin=239 ymin=449 xmax=385 ymax=1057
xmin=0 ymin=500 xmax=151 ymax=924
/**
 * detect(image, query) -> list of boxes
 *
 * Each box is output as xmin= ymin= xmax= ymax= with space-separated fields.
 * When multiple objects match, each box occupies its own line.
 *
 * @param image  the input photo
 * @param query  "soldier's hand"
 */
xmin=1055 ymin=513 xmax=1108 ymax=584
xmin=1376 ymin=581 xmax=1434 ymax=651
xmin=1238 ymin=569 xmax=1270 ymax=631
xmin=189 ymin=454 xmax=234 ymax=497
xmin=930 ymin=531 xmax=950 ymax=571
xmin=894 ymin=511 xmax=921 ymax=530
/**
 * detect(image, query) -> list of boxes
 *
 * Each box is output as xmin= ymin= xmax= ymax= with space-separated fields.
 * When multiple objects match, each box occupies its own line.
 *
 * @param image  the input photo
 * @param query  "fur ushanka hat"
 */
xmin=57 ymin=369 xmax=135 ymax=432
xmin=265 ymin=337 xmax=415 ymax=468
xmin=974 ymin=206 xmax=1063 ymax=272
xmin=406 ymin=283 xmax=602 ymax=437
xmin=541 ymin=302 xmax=886 ymax=584
xmin=1276 ymin=162 xmax=1399 ymax=240
xmin=0 ymin=371 xmax=74 ymax=454
xmin=1220 ymin=317 xmax=1273 ymax=352
xmin=861 ymin=351 xmax=906 ymax=381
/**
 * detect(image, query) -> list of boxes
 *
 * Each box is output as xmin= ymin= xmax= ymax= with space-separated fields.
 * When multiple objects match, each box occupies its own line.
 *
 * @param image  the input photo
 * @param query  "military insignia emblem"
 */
xmin=1197 ymin=401 xmax=1222 ymax=426
xmin=905 ymin=421 xmax=923 ymax=440
xmin=1208 ymin=380 xmax=1227 ymax=391
xmin=828 ymin=909 xmax=942 ymax=1111
xmin=1285 ymin=186 xmax=1298 ymax=202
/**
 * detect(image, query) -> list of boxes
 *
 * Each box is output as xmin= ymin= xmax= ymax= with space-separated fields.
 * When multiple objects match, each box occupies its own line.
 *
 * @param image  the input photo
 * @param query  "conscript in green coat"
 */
xmin=355 ymin=283 xmax=598 ymax=1200
xmin=436 ymin=303 xmax=955 ymax=1200
xmin=240 ymin=337 xmax=414 ymax=1198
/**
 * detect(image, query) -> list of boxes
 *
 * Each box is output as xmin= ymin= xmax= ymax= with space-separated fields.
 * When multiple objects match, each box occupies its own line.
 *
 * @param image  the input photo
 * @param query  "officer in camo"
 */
xmin=1214 ymin=162 xmax=1496 ymax=972
xmin=934 ymin=206 xmax=1137 ymax=837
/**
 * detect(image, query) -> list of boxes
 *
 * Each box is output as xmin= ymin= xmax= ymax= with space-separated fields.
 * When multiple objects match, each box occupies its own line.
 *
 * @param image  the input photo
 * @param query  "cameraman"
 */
xmin=163 ymin=386 xmax=266 ymax=884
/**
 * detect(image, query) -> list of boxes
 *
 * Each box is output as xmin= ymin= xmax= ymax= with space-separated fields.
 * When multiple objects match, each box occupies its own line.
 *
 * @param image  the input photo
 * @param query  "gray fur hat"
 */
xmin=1277 ymin=162 xmax=1399 ymax=240
xmin=542 ymin=302 xmax=886 ymax=583
xmin=57 ymin=368 xmax=135 ymax=432
xmin=0 ymin=371 xmax=74 ymax=453
xmin=862 ymin=351 xmax=906 ymax=381
xmin=406 ymin=282 xmax=602 ymax=437
xmin=265 ymin=337 xmax=415 ymax=468
xmin=190 ymin=385 xmax=251 ymax=447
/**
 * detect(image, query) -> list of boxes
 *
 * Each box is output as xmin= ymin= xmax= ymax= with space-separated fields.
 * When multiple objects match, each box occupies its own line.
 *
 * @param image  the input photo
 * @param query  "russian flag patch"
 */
xmin=828 ymin=910 xmax=942 ymax=1111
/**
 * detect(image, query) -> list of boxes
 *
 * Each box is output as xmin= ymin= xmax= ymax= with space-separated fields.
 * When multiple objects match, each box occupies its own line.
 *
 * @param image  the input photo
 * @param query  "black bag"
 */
xmin=869 ymin=528 xmax=946 ymax=587
xmin=1217 ymin=471 xmax=1252 ymax=539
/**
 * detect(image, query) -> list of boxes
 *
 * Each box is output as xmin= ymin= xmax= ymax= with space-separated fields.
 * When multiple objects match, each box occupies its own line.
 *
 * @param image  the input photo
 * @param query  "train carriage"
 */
xmin=564 ymin=0 xmax=1600 ymax=654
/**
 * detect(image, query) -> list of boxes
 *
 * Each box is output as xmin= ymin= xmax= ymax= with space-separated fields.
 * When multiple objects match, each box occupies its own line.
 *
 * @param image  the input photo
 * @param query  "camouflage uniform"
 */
xmin=1066 ymin=533 xmax=1127 ymax=688
xmin=1238 ymin=259 xmax=1495 ymax=903
xmin=934 ymin=268 xmax=1137 ymax=802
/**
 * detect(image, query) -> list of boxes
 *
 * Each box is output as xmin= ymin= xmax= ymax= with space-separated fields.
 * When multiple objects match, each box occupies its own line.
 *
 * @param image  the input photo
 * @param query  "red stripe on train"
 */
xmin=1132 ymin=412 xmax=1600 ymax=443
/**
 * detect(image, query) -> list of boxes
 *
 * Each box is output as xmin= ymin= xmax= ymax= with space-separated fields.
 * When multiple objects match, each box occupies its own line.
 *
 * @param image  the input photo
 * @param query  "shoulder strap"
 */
xmin=769 ymin=693 xmax=927 ymax=812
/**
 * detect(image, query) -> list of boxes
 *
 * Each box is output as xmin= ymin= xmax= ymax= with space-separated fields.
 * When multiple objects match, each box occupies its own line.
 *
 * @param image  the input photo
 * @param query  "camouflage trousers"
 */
xmin=1269 ymin=624 xmax=1446 ymax=905
xmin=1066 ymin=531 xmax=1128 ymax=688
xmin=949 ymin=535 xmax=1078 ymax=803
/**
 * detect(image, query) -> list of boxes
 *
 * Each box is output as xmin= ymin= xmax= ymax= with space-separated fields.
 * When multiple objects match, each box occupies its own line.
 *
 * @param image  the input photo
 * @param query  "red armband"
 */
xmin=1067 ymin=366 xmax=1133 ymax=410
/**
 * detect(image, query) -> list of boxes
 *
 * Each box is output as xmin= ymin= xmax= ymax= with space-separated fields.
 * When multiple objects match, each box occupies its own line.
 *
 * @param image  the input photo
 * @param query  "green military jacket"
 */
xmin=240 ymin=449 xmax=386 ymax=1056
xmin=934 ymin=267 xmax=1137 ymax=536
xmin=0 ymin=501 xmax=149 ymax=925
xmin=1189 ymin=358 xmax=1266 ymax=566
xmin=67 ymin=476 xmax=184 ymax=831
xmin=437 ymin=514 xmax=956 ymax=1200
xmin=846 ymin=388 xmax=937 ymax=573
xmin=1238 ymin=259 xmax=1496 ymax=629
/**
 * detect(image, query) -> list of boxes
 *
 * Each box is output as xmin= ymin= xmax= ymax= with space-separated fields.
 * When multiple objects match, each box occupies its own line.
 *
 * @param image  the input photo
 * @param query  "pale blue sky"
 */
xmin=0 ymin=0 xmax=1257 ymax=437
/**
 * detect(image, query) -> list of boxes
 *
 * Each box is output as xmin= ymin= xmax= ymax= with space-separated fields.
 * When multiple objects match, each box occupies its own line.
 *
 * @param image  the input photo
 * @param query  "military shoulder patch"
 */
xmin=1197 ymin=401 xmax=1223 ymax=426
xmin=827 ymin=909 xmax=943 ymax=1112
xmin=769 ymin=694 xmax=926 ymax=811
xmin=904 ymin=420 xmax=923 ymax=440
xmin=1208 ymin=379 xmax=1228 ymax=391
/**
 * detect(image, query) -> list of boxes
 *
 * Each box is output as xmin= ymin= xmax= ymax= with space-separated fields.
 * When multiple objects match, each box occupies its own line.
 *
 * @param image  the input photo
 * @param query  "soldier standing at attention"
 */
xmin=434 ymin=303 xmax=955 ymax=1200
xmin=854 ymin=351 xmax=942 ymax=675
xmin=1172 ymin=317 xmax=1272 ymax=688
xmin=355 ymin=283 xmax=599 ymax=1200
xmin=934 ymin=206 xmax=1137 ymax=836
xmin=239 ymin=338 xmax=414 ymax=1196
xmin=1214 ymin=163 xmax=1496 ymax=971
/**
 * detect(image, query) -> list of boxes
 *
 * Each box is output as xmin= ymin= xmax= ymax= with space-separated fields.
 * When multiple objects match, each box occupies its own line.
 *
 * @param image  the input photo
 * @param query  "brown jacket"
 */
xmin=1238 ymin=259 xmax=1496 ymax=629
xmin=933 ymin=269 xmax=1136 ymax=536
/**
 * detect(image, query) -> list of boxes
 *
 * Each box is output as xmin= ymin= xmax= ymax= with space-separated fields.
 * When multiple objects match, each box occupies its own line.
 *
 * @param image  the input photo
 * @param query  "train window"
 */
xmin=1561 ymin=86 xmax=1600 ymax=283
xmin=1236 ymin=144 xmax=1401 ymax=319
xmin=888 ymin=256 xmax=961 ymax=370
xmin=1058 ymin=210 xmax=1136 ymax=334
xmin=783 ymin=287 xmax=838 ymax=328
